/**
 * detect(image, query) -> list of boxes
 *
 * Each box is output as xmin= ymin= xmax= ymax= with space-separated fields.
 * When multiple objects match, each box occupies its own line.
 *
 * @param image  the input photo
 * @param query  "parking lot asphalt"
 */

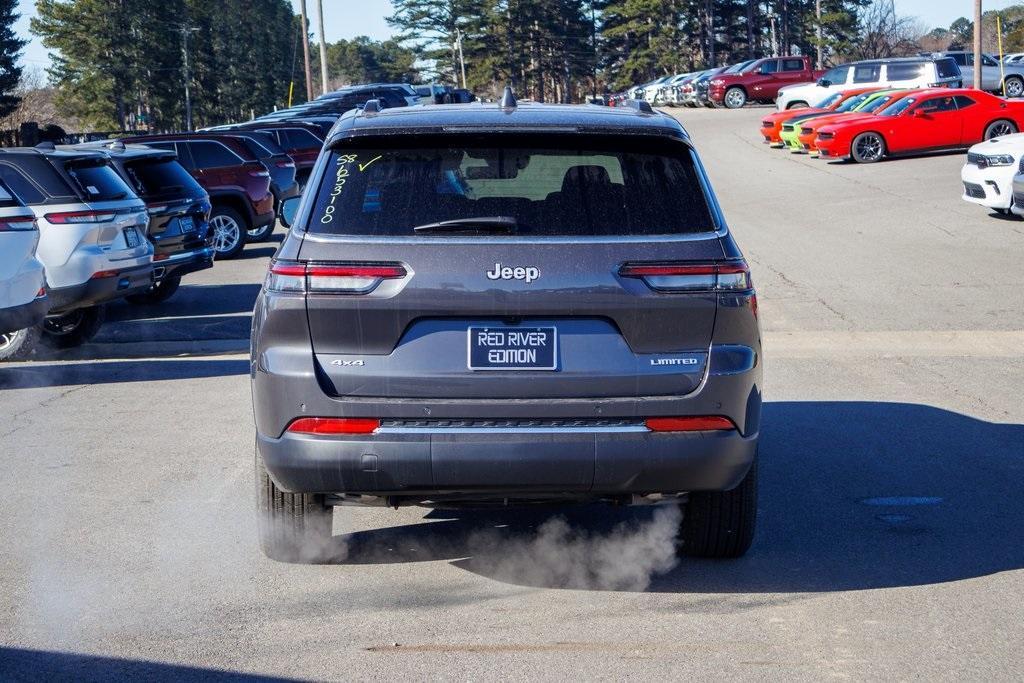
xmin=2 ymin=106 xmax=1023 ymax=681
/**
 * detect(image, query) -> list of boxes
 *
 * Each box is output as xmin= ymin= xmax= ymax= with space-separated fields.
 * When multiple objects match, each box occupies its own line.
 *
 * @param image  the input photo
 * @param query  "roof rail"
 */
xmin=622 ymin=99 xmax=654 ymax=114
xmin=105 ymin=140 xmax=126 ymax=151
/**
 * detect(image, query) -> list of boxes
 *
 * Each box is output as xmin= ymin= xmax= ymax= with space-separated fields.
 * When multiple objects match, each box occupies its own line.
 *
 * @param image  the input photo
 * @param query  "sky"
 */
xmin=9 ymin=0 xmax=1019 ymax=73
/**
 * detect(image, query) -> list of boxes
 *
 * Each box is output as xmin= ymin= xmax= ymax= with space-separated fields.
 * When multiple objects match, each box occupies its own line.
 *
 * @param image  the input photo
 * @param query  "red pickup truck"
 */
xmin=709 ymin=56 xmax=825 ymax=109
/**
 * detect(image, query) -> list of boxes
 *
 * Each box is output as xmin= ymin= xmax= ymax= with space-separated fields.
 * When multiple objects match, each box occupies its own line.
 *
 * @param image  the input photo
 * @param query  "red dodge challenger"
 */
xmin=815 ymin=88 xmax=1024 ymax=163
xmin=758 ymin=87 xmax=878 ymax=147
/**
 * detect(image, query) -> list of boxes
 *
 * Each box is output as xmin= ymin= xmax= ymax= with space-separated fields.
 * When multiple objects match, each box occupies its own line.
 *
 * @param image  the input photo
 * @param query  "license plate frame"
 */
xmin=123 ymin=226 xmax=140 ymax=248
xmin=467 ymin=326 xmax=558 ymax=371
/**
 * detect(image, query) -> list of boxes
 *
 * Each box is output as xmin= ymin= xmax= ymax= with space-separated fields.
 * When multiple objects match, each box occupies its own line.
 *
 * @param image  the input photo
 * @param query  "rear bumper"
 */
xmin=156 ymin=246 xmax=215 ymax=281
xmin=258 ymin=426 xmax=758 ymax=496
xmin=0 ymin=295 xmax=49 ymax=335
xmin=47 ymin=264 xmax=154 ymax=313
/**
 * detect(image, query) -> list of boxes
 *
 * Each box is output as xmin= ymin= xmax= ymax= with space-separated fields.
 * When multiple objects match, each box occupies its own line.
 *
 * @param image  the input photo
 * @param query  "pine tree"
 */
xmin=0 ymin=0 xmax=25 ymax=117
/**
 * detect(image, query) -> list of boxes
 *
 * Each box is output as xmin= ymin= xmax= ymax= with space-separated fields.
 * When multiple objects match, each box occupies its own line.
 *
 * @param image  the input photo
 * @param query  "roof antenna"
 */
xmin=500 ymin=85 xmax=517 ymax=110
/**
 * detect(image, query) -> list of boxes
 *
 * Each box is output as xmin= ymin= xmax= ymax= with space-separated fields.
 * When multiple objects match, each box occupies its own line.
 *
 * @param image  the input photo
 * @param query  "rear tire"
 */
xmin=39 ymin=305 xmax=105 ymax=349
xmin=1004 ymin=76 xmax=1024 ymax=98
xmin=126 ymin=276 xmax=181 ymax=305
xmin=210 ymin=206 xmax=247 ymax=260
xmin=256 ymin=448 xmax=334 ymax=563
xmin=0 ymin=325 xmax=42 ymax=362
xmin=679 ymin=457 xmax=757 ymax=558
xmin=984 ymin=119 xmax=1018 ymax=140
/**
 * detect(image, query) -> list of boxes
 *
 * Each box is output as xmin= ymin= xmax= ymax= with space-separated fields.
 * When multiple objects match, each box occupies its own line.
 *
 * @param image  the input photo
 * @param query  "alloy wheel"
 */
xmin=211 ymin=214 xmax=241 ymax=254
xmin=988 ymin=121 xmax=1015 ymax=139
xmin=854 ymin=133 xmax=883 ymax=162
xmin=1006 ymin=78 xmax=1024 ymax=98
xmin=0 ymin=331 xmax=14 ymax=352
xmin=725 ymin=89 xmax=745 ymax=108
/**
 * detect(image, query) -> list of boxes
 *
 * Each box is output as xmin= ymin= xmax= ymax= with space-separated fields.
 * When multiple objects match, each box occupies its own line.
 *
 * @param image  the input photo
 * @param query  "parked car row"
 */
xmin=0 ymin=142 xmax=215 ymax=360
xmin=758 ymin=86 xmax=1024 ymax=162
xmin=611 ymin=54 xmax=965 ymax=111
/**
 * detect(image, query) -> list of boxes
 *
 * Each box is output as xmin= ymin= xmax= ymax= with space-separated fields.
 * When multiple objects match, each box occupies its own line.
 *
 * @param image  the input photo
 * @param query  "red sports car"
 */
xmin=815 ymin=88 xmax=1024 ymax=163
xmin=758 ymin=87 xmax=878 ymax=147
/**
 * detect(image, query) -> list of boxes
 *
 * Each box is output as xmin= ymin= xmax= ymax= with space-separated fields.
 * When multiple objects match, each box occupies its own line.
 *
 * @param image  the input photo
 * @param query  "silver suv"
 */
xmin=251 ymin=95 xmax=762 ymax=563
xmin=0 ymin=145 xmax=152 ymax=348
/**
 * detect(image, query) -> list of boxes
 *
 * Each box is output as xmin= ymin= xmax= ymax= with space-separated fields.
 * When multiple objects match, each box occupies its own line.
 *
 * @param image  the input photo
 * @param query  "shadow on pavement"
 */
xmin=0 ymin=647 xmax=298 ymax=682
xmin=106 ymin=283 xmax=261 ymax=321
xmin=319 ymin=401 xmax=1024 ymax=594
xmin=0 ymin=358 xmax=249 ymax=389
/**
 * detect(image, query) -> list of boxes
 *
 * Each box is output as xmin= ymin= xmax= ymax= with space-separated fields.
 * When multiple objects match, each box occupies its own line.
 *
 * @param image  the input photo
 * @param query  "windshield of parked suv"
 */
xmin=307 ymin=137 xmax=715 ymax=236
xmin=878 ymin=96 xmax=917 ymax=116
xmin=65 ymin=159 xmax=135 ymax=201
xmin=123 ymin=158 xmax=204 ymax=199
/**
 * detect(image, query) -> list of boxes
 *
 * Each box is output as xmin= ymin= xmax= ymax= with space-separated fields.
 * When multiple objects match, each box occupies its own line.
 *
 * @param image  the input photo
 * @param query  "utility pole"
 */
xmin=770 ymin=15 xmax=778 ymax=57
xmin=815 ymin=0 xmax=822 ymax=70
xmin=299 ymin=0 xmax=314 ymax=101
xmin=180 ymin=26 xmax=199 ymax=131
xmin=455 ymin=28 xmax=467 ymax=89
xmin=316 ymin=0 xmax=329 ymax=95
xmin=973 ymin=0 xmax=983 ymax=90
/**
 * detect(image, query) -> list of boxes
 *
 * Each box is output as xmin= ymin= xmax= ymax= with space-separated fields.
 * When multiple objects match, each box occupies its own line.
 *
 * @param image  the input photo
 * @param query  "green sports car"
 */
xmin=779 ymin=89 xmax=901 ymax=153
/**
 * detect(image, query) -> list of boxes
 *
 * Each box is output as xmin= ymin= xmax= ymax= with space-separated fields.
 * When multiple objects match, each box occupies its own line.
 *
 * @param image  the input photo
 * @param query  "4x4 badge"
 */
xmin=331 ymin=359 xmax=365 ymax=366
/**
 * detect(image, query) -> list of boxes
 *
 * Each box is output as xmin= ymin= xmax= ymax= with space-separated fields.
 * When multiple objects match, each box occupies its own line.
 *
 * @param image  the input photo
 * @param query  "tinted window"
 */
xmin=782 ymin=58 xmax=804 ymax=72
xmin=230 ymin=133 xmax=283 ymax=159
xmin=919 ymin=96 xmax=956 ymax=113
xmin=759 ymin=60 xmax=779 ymax=74
xmin=936 ymin=58 xmax=961 ymax=79
xmin=982 ymin=54 xmax=999 ymax=67
xmin=0 ymin=180 xmax=21 ymax=208
xmin=279 ymin=128 xmax=323 ymax=148
xmin=954 ymin=95 xmax=976 ymax=109
xmin=853 ymin=64 xmax=881 ymax=83
xmin=307 ymin=139 xmax=715 ymax=237
xmin=123 ymin=158 xmax=204 ymax=199
xmin=187 ymin=141 xmax=241 ymax=168
xmin=821 ymin=65 xmax=850 ymax=84
xmin=0 ymin=164 xmax=44 ymax=204
xmin=950 ymin=53 xmax=967 ymax=66
xmin=886 ymin=63 xmax=924 ymax=80
xmin=65 ymin=160 xmax=134 ymax=201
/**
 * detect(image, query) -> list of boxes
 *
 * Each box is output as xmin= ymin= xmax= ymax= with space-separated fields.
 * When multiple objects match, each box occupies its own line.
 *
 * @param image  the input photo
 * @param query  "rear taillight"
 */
xmin=645 ymin=416 xmax=736 ymax=432
xmin=619 ymin=261 xmax=751 ymax=292
xmin=267 ymin=260 xmax=408 ymax=294
xmin=0 ymin=218 xmax=37 ymax=231
xmin=286 ymin=417 xmax=381 ymax=435
xmin=44 ymin=210 xmax=116 ymax=224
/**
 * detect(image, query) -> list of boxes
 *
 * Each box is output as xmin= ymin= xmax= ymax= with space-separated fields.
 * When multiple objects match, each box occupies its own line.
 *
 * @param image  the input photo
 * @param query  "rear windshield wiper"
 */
xmin=412 ymin=216 xmax=518 ymax=234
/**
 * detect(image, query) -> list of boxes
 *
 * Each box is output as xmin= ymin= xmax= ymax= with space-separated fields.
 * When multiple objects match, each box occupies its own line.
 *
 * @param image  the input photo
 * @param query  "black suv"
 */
xmin=81 ymin=141 xmax=214 ymax=304
xmin=251 ymin=94 xmax=762 ymax=563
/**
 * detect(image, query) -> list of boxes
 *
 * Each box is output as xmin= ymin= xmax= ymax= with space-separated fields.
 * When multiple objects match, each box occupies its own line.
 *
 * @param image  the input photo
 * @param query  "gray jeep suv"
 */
xmin=251 ymin=93 xmax=762 ymax=562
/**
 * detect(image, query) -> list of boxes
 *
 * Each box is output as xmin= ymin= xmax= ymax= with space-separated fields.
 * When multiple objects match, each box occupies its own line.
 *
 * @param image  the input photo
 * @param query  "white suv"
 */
xmin=0 ymin=182 xmax=48 ymax=361
xmin=0 ymin=145 xmax=153 ymax=350
xmin=776 ymin=57 xmax=962 ymax=110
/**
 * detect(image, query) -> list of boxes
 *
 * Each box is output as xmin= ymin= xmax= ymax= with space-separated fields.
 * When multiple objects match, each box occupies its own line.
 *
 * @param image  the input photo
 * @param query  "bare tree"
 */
xmin=852 ymin=0 xmax=925 ymax=60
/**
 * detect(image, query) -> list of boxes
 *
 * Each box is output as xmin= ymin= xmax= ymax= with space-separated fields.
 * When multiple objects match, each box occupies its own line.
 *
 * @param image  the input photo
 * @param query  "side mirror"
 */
xmin=279 ymin=196 xmax=300 ymax=228
xmin=911 ymin=108 xmax=926 ymax=118
xmin=817 ymin=78 xmax=832 ymax=87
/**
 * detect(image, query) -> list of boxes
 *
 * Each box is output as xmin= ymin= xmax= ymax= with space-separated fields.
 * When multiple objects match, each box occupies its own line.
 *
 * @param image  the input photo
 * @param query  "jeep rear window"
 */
xmin=65 ymin=159 xmax=134 ymax=201
xmin=123 ymin=158 xmax=204 ymax=199
xmin=306 ymin=137 xmax=716 ymax=236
